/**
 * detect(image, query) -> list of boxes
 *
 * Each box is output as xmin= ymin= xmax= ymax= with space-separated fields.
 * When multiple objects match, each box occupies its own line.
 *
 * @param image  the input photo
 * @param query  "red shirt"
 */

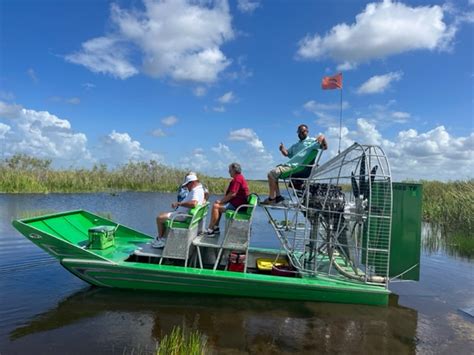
xmin=226 ymin=173 xmax=249 ymax=207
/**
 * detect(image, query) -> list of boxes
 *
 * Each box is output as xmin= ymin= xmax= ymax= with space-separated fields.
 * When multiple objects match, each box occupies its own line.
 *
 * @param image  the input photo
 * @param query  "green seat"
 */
xmin=164 ymin=203 xmax=209 ymax=229
xmin=225 ymin=194 xmax=258 ymax=221
xmin=279 ymin=148 xmax=319 ymax=180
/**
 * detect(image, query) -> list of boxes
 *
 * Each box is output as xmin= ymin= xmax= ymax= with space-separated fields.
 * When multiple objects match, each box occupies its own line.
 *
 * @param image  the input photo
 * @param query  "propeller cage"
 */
xmin=264 ymin=143 xmax=393 ymax=286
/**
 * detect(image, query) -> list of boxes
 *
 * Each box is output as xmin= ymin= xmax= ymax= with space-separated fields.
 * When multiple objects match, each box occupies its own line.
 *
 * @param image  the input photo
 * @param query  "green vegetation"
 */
xmin=2 ymin=155 xmax=473 ymax=237
xmin=0 ymin=154 xmax=267 ymax=194
xmin=157 ymin=326 xmax=207 ymax=355
xmin=421 ymin=180 xmax=473 ymax=235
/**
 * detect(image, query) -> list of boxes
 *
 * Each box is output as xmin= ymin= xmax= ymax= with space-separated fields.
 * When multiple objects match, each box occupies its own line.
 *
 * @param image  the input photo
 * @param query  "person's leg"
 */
xmin=208 ymin=202 xmax=226 ymax=229
xmin=156 ymin=212 xmax=171 ymax=238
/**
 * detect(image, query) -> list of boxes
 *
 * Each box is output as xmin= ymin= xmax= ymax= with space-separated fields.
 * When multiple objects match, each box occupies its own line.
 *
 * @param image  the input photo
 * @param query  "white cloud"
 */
xmin=392 ymin=111 xmax=410 ymax=121
xmin=0 ymin=101 xmax=92 ymax=166
xmin=0 ymin=122 xmax=11 ymax=138
xmin=193 ymin=86 xmax=207 ymax=97
xmin=67 ymin=0 xmax=234 ymax=83
xmin=229 ymin=128 xmax=264 ymax=151
xmin=27 ymin=68 xmax=39 ymax=83
xmin=227 ymin=128 xmax=274 ymax=177
xmin=296 ymin=0 xmax=456 ymax=68
xmin=151 ymin=128 xmax=166 ymax=137
xmin=218 ymin=91 xmax=237 ymax=104
xmin=98 ymin=130 xmax=163 ymax=165
xmin=302 ymin=100 xmax=350 ymax=127
xmin=357 ymin=72 xmax=403 ymax=94
xmin=237 ymin=0 xmax=261 ymax=14
xmin=324 ymin=118 xmax=473 ymax=180
xmin=161 ymin=115 xmax=178 ymax=126
xmin=66 ymin=37 xmax=138 ymax=79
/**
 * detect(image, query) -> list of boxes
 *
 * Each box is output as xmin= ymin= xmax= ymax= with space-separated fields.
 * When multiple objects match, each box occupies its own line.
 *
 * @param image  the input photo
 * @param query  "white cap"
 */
xmin=181 ymin=174 xmax=198 ymax=187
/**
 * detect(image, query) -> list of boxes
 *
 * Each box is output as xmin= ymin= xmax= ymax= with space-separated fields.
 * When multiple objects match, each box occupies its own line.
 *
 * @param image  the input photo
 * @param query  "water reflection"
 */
xmin=422 ymin=223 xmax=473 ymax=259
xmin=10 ymin=287 xmax=418 ymax=354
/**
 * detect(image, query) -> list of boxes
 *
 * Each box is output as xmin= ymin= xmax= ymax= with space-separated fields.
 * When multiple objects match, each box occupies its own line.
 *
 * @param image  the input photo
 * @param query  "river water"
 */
xmin=0 ymin=192 xmax=472 ymax=354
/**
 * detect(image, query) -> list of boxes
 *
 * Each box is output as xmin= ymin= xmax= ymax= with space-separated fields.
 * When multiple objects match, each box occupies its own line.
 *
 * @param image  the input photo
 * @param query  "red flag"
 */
xmin=322 ymin=73 xmax=343 ymax=90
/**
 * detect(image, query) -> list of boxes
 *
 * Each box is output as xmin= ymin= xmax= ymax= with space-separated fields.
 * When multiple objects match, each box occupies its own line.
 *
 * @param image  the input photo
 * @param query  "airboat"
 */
xmin=12 ymin=143 xmax=422 ymax=306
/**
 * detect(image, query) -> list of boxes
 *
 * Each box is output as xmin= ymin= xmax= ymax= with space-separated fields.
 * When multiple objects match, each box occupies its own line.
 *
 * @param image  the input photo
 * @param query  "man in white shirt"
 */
xmin=153 ymin=174 xmax=205 ymax=248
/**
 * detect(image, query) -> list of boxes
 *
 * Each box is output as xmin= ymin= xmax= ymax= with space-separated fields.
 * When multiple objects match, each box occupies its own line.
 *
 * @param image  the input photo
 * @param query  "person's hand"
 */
xmin=215 ymin=200 xmax=221 ymax=205
xmin=172 ymin=202 xmax=179 ymax=209
xmin=317 ymin=135 xmax=328 ymax=150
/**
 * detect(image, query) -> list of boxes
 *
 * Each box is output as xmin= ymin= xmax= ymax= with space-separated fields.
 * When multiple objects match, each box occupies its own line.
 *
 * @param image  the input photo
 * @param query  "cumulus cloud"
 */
xmin=161 ymin=115 xmax=178 ymax=126
xmin=0 ymin=122 xmax=11 ymax=138
xmin=302 ymin=100 xmax=350 ymax=127
xmin=237 ymin=0 xmax=261 ymax=14
xmin=296 ymin=0 xmax=456 ymax=69
xmin=97 ymin=130 xmax=163 ymax=165
xmin=0 ymin=101 xmax=92 ymax=166
xmin=324 ymin=118 xmax=473 ymax=180
xmin=357 ymin=72 xmax=403 ymax=94
xmin=218 ymin=91 xmax=237 ymax=104
xmin=66 ymin=0 xmax=234 ymax=83
xmin=0 ymin=101 xmax=164 ymax=167
xmin=66 ymin=37 xmax=138 ymax=79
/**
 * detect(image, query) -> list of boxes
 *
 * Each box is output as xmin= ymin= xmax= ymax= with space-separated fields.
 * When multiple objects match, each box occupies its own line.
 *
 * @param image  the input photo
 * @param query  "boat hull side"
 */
xmin=61 ymin=259 xmax=389 ymax=306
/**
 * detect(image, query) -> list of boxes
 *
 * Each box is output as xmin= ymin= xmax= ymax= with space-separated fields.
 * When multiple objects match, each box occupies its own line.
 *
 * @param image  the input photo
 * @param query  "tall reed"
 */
xmin=157 ymin=326 xmax=207 ymax=355
xmin=421 ymin=180 xmax=473 ymax=235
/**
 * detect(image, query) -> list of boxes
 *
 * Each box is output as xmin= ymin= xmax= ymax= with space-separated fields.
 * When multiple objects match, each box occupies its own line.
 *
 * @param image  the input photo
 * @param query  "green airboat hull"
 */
xmin=12 ymin=209 xmax=390 ymax=306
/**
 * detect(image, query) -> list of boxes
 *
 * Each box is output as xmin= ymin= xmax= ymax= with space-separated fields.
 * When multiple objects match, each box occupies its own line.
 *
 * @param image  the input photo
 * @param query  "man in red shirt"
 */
xmin=206 ymin=162 xmax=249 ymax=236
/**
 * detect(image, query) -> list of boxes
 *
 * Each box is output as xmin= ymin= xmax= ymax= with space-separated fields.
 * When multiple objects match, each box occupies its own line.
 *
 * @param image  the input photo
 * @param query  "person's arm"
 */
xmin=279 ymin=143 xmax=289 ymax=157
xmin=172 ymin=199 xmax=198 ymax=209
xmin=217 ymin=179 xmax=239 ymax=204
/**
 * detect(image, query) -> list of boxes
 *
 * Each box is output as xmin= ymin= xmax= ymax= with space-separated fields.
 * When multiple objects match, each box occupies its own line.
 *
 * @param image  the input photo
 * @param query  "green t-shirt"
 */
xmin=283 ymin=137 xmax=321 ymax=168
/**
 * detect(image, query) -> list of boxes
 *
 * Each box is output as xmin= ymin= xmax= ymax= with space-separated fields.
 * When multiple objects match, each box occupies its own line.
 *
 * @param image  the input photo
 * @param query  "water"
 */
xmin=0 ymin=192 xmax=472 ymax=354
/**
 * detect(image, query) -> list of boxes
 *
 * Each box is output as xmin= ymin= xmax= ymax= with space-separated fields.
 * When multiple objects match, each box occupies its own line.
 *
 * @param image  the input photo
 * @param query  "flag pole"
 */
xmin=338 ymin=85 xmax=342 ymax=154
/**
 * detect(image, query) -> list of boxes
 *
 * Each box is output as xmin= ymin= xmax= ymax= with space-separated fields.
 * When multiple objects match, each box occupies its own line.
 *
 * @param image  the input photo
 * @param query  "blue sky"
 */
xmin=0 ymin=0 xmax=472 ymax=180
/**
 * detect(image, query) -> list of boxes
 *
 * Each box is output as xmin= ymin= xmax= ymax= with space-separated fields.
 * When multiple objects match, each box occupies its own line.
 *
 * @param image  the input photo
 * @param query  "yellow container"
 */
xmin=256 ymin=258 xmax=289 ymax=272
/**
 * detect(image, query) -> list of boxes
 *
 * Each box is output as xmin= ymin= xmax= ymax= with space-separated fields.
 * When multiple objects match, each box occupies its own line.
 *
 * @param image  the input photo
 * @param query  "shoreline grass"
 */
xmin=2 ymin=155 xmax=472 ymax=236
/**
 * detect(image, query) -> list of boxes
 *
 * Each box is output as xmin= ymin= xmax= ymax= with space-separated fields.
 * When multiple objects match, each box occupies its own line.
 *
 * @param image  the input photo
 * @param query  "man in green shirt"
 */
xmin=261 ymin=124 xmax=327 ymax=205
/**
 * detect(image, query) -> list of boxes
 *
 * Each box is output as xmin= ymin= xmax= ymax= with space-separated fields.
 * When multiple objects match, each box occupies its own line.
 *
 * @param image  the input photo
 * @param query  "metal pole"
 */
xmin=338 ymin=87 xmax=342 ymax=154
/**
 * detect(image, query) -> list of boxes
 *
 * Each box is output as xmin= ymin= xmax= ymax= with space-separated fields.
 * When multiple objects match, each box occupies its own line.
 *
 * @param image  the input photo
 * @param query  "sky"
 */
xmin=0 ymin=0 xmax=473 ymax=181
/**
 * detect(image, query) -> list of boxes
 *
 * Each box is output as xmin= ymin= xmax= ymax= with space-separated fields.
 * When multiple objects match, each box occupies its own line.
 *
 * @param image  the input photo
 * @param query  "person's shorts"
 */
xmin=224 ymin=202 xmax=236 ymax=211
xmin=164 ymin=211 xmax=188 ymax=222
xmin=269 ymin=165 xmax=293 ymax=180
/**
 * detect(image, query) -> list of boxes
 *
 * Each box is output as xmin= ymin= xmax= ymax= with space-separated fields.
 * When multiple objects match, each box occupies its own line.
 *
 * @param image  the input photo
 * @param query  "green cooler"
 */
xmin=88 ymin=225 xmax=115 ymax=250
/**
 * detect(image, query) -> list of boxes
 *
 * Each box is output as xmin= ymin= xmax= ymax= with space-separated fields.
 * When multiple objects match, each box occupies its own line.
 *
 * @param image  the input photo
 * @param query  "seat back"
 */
xmin=166 ymin=203 xmax=209 ymax=229
xmin=222 ymin=194 xmax=258 ymax=250
xmin=162 ymin=203 xmax=209 ymax=264
xmin=225 ymin=193 xmax=258 ymax=221
xmin=279 ymin=147 xmax=319 ymax=180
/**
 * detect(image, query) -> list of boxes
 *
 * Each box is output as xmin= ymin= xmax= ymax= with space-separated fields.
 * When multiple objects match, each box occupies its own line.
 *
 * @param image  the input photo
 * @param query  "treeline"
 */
xmin=0 ymin=154 xmax=267 ymax=194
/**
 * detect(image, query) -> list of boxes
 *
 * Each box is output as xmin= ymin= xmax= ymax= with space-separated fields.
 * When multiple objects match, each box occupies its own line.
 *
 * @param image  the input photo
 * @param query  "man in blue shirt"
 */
xmin=261 ymin=124 xmax=327 ymax=205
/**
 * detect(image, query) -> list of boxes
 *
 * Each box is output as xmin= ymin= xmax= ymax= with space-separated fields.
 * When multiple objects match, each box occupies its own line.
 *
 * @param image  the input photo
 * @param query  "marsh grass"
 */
xmin=0 ymin=154 xmax=267 ymax=194
xmin=157 ymin=326 xmax=207 ymax=355
xmin=2 ymin=155 xmax=472 ymax=237
xmin=420 ymin=180 xmax=473 ymax=235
